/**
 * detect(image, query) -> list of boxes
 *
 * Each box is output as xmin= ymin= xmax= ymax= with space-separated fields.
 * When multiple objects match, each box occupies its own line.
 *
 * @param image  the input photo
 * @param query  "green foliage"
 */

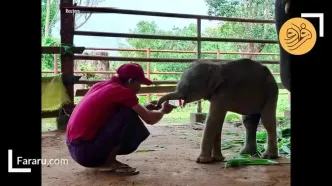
xmin=42 ymin=36 xmax=61 ymax=75
xmin=225 ymin=154 xmax=279 ymax=168
xmin=204 ymin=0 xmax=279 ymax=73
xmin=118 ymin=21 xmax=196 ymax=80
xmin=41 ymin=0 xmax=59 ymax=37
xmin=41 ymin=0 xmax=61 ymax=76
xmin=225 ymin=113 xmax=241 ymax=123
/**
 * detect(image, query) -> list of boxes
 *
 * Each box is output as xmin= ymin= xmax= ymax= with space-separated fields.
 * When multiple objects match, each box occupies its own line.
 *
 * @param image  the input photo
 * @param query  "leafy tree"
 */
xmin=118 ymin=21 xmax=197 ymax=80
xmin=42 ymin=37 xmax=61 ymax=72
xmin=204 ymin=0 xmax=277 ymax=55
xmin=42 ymin=0 xmax=61 ymax=73
xmin=204 ymin=0 xmax=280 ymax=72
xmin=42 ymin=0 xmax=105 ymax=37
xmin=42 ymin=0 xmax=59 ymax=38
xmin=41 ymin=0 xmax=105 ymax=73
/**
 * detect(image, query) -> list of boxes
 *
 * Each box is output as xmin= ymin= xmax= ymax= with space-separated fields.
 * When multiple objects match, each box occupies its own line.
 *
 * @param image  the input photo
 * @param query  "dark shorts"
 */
xmin=66 ymin=107 xmax=150 ymax=167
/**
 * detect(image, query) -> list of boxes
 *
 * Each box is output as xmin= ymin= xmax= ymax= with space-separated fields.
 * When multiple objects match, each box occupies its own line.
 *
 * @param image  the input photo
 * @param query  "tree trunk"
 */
xmin=45 ymin=0 xmax=51 ymax=37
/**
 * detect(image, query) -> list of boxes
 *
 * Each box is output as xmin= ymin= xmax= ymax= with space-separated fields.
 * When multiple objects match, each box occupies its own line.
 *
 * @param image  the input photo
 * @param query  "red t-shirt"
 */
xmin=66 ymin=76 xmax=139 ymax=141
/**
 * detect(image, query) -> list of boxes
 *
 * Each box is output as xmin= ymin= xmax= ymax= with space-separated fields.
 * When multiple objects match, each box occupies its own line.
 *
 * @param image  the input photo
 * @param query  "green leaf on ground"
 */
xmin=225 ymin=154 xmax=279 ymax=168
xmin=221 ymin=141 xmax=234 ymax=150
xmin=224 ymin=132 xmax=239 ymax=136
xmin=136 ymin=147 xmax=165 ymax=152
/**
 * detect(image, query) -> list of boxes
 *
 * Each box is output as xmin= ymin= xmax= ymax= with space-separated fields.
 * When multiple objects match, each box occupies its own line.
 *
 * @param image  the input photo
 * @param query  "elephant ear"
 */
xmin=207 ymin=63 xmax=225 ymax=93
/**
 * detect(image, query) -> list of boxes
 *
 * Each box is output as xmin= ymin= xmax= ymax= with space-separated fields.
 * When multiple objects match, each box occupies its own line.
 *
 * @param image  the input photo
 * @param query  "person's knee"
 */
xmin=117 ymin=145 xmax=139 ymax=155
xmin=114 ymin=106 xmax=142 ymax=123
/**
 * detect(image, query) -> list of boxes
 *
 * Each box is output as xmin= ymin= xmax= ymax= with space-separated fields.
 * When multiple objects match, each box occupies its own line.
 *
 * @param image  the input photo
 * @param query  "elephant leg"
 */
xmin=260 ymin=100 xmax=279 ymax=159
xmin=196 ymin=101 xmax=226 ymax=164
xmin=239 ymin=114 xmax=261 ymax=155
xmin=211 ymin=117 xmax=225 ymax=162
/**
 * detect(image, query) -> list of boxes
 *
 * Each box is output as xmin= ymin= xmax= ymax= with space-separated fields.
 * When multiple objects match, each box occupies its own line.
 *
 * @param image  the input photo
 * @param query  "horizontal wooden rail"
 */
xmin=75 ymin=31 xmax=278 ymax=44
xmin=43 ymin=89 xmax=288 ymax=119
xmin=73 ymin=55 xmax=280 ymax=64
xmin=42 ymin=70 xmax=281 ymax=76
xmin=75 ymin=83 xmax=285 ymax=97
xmin=77 ymin=80 xmax=284 ymax=87
xmin=41 ymin=46 xmax=85 ymax=54
xmin=42 ymin=70 xmax=183 ymax=75
xmin=42 ymin=111 xmax=59 ymax=118
xmin=77 ymin=80 xmax=179 ymax=85
xmin=76 ymin=86 xmax=178 ymax=96
xmin=84 ymin=47 xmax=280 ymax=55
xmin=63 ymin=6 xmax=275 ymax=23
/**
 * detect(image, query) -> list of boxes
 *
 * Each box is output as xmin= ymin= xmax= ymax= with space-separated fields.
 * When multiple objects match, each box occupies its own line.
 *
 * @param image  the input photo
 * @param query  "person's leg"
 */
xmin=117 ymin=109 xmax=150 ymax=155
xmin=91 ymin=107 xmax=150 ymax=174
xmin=66 ymin=138 xmax=107 ymax=167
xmin=67 ymin=106 xmax=150 ymax=174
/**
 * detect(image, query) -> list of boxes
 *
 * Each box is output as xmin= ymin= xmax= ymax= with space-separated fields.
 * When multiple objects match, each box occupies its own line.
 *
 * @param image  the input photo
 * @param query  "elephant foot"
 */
xmin=239 ymin=145 xmax=257 ymax=155
xmin=212 ymin=155 xmax=225 ymax=162
xmin=196 ymin=155 xmax=214 ymax=164
xmin=262 ymin=149 xmax=279 ymax=159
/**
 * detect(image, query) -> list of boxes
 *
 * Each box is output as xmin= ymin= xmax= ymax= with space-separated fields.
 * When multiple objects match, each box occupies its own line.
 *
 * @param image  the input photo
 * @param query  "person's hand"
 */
xmin=160 ymin=101 xmax=177 ymax=114
xmin=144 ymin=100 xmax=159 ymax=110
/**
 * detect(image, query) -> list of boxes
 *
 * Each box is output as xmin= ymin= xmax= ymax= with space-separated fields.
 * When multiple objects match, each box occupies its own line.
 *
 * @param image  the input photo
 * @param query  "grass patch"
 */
xmin=42 ymin=118 xmax=57 ymax=132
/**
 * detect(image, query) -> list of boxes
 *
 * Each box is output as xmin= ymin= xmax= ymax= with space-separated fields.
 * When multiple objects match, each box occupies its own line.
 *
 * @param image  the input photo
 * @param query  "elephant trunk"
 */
xmin=157 ymin=91 xmax=183 ymax=108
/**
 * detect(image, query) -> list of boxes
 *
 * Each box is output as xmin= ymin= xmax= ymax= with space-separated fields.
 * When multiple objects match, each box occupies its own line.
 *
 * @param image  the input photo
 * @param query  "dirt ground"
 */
xmin=42 ymin=123 xmax=290 ymax=186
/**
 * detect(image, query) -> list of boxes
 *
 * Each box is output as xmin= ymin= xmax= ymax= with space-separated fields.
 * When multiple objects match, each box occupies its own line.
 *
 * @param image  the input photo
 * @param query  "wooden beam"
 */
xmin=75 ymin=86 xmax=177 ymax=97
xmin=60 ymin=0 xmax=75 ymax=115
xmin=63 ymin=6 xmax=275 ymax=23
xmin=41 ymin=46 xmax=85 ymax=54
xmin=76 ymin=80 xmax=178 ymax=85
xmin=75 ymin=83 xmax=284 ymax=97
xmin=41 ymin=111 xmax=59 ymax=118
xmin=74 ymin=55 xmax=280 ymax=64
xmin=75 ymin=31 xmax=277 ymax=44
xmin=278 ymin=83 xmax=284 ymax=89
xmin=76 ymin=80 xmax=284 ymax=88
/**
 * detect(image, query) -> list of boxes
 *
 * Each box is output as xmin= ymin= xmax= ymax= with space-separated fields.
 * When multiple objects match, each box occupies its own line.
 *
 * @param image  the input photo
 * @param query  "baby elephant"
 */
xmin=157 ymin=59 xmax=279 ymax=164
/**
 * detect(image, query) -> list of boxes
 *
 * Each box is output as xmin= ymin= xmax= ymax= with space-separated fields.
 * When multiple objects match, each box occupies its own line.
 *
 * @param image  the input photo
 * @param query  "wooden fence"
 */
xmin=42 ymin=47 xmax=285 ymax=102
xmin=41 ymin=1 xmax=283 ymax=119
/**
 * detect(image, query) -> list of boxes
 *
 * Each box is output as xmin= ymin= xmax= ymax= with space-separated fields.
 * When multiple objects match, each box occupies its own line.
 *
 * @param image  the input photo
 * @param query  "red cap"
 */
xmin=117 ymin=63 xmax=152 ymax=85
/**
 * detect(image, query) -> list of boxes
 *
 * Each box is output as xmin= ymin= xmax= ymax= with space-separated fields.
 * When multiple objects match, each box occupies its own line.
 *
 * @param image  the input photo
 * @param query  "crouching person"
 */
xmin=66 ymin=63 xmax=176 ymax=176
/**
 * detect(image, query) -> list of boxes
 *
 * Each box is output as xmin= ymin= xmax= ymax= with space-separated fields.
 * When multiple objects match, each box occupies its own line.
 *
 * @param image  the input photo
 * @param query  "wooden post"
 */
xmin=188 ymin=18 xmax=207 ymax=127
xmin=54 ymin=44 xmax=58 ymax=74
xmin=60 ymin=0 xmax=74 ymax=104
xmin=196 ymin=18 xmax=202 ymax=114
xmin=284 ymin=91 xmax=291 ymax=118
xmin=216 ymin=49 xmax=220 ymax=59
xmin=58 ymin=0 xmax=74 ymax=130
xmin=146 ymin=48 xmax=151 ymax=103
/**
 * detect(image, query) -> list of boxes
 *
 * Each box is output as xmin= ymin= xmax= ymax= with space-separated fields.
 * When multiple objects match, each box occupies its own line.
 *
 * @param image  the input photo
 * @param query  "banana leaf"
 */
xmin=225 ymin=154 xmax=279 ymax=168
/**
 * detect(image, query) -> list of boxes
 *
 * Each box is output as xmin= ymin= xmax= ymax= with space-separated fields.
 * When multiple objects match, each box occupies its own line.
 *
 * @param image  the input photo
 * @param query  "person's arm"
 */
xmin=115 ymin=88 xmax=162 ymax=124
xmin=117 ymin=89 xmax=175 ymax=125
xmin=132 ymin=104 xmax=164 ymax=125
